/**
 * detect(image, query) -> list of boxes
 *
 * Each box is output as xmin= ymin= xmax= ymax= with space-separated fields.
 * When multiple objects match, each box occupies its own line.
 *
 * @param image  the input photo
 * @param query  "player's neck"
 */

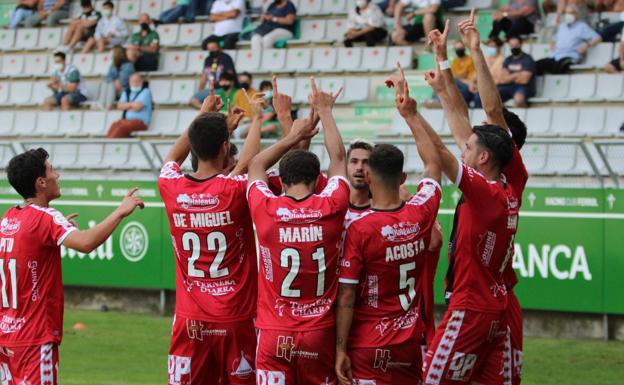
xmin=370 ymin=188 xmax=402 ymax=211
xmin=476 ymin=165 xmax=501 ymax=183
xmin=193 ymin=160 xmax=224 ymax=179
xmin=23 ymin=195 xmax=49 ymax=208
xmin=350 ymin=188 xmax=370 ymax=207
xmin=284 ymin=184 xmax=314 ymax=200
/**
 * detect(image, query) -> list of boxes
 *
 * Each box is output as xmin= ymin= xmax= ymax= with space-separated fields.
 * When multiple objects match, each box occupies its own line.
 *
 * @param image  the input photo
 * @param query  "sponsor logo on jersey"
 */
xmin=275 ymin=298 xmax=332 ymax=319
xmin=230 ymin=351 xmax=254 ymax=379
xmin=276 ymin=207 xmax=322 ymax=224
xmin=0 ymin=218 xmax=19 ymax=236
xmin=0 ymin=316 xmax=26 ymax=334
xmin=375 ymin=308 xmax=418 ymax=337
xmin=380 ymin=222 xmax=421 ymax=242
xmin=176 ymin=193 xmax=219 ymax=211
xmin=193 ymin=279 xmax=236 ymax=296
xmin=28 ymin=261 xmax=39 ymax=302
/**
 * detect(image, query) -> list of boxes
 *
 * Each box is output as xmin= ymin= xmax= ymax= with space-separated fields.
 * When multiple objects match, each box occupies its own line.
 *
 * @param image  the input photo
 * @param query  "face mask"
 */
xmin=130 ymin=86 xmax=142 ymax=93
xmin=103 ymin=9 xmax=112 ymax=17
xmin=208 ymin=50 xmax=218 ymax=58
xmin=263 ymin=91 xmax=273 ymax=101
xmin=483 ymin=46 xmax=497 ymax=57
xmin=455 ymin=48 xmax=466 ymax=58
xmin=239 ymin=82 xmax=251 ymax=90
xmin=54 ymin=63 xmax=64 ymax=72
xmin=221 ymin=83 xmax=232 ymax=90
xmin=140 ymin=22 xmax=150 ymax=31
xmin=356 ymin=0 xmax=367 ymax=7
xmin=510 ymin=47 xmax=522 ymax=56
xmin=563 ymin=13 xmax=576 ymax=24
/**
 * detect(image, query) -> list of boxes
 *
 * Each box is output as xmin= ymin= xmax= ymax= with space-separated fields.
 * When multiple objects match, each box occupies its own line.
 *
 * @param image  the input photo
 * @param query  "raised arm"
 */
xmin=272 ymin=75 xmax=294 ymax=137
xmin=230 ymin=90 xmax=265 ymax=176
xmin=309 ymin=78 xmax=346 ymax=178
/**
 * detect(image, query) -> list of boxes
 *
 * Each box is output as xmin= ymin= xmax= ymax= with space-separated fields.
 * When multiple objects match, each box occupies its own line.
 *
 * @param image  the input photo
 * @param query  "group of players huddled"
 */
xmin=0 ymin=9 xmax=528 ymax=385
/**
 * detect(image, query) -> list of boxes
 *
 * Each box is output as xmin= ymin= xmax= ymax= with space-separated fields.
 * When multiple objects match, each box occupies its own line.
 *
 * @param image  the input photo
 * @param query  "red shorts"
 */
xmin=256 ymin=327 xmax=336 ymax=385
xmin=168 ymin=315 xmax=256 ymax=385
xmin=423 ymin=309 xmax=507 ymax=385
xmin=0 ymin=343 xmax=58 ymax=385
xmin=350 ymin=340 xmax=422 ymax=385
xmin=506 ymin=292 xmax=523 ymax=385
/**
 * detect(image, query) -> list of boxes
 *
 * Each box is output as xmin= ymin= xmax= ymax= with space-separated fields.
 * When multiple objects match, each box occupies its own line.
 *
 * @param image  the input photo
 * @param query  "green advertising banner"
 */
xmin=0 ymin=180 xmax=622 ymax=314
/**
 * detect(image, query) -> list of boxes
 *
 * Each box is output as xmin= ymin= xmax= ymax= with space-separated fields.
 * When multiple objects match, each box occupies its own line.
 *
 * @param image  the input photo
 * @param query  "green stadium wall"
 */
xmin=0 ymin=180 xmax=622 ymax=315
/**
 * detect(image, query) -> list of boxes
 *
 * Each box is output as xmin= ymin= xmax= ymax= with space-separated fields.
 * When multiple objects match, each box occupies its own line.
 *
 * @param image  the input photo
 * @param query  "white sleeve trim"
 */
xmin=454 ymin=158 xmax=463 ymax=187
xmin=419 ymin=178 xmax=442 ymax=192
xmin=245 ymin=180 xmax=266 ymax=201
xmin=57 ymin=227 xmax=77 ymax=247
xmin=339 ymin=278 xmax=359 ymax=284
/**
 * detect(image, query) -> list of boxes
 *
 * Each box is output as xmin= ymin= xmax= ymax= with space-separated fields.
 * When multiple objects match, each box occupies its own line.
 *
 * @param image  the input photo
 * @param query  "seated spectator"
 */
xmin=598 ymin=0 xmax=624 ymax=42
xmin=158 ymin=0 xmax=208 ymax=24
xmin=377 ymin=0 xmax=396 ymax=15
xmin=106 ymin=46 xmax=136 ymax=96
xmin=548 ymin=0 xmax=590 ymax=24
xmin=191 ymin=72 xmax=239 ymax=110
xmin=483 ymin=37 xmax=505 ymax=84
xmin=391 ymin=0 xmax=441 ymax=46
xmin=62 ymin=0 xmax=101 ymax=51
xmin=240 ymin=80 xmax=281 ymax=138
xmin=251 ymin=0 xmax=297 ymax=51
xmin=84 ymin=1 xmax=128 ymax=53
xmin=490 ymin=0 xmax=539 ymax=39
xmin=233 ymin=72 xmax=258 ymax=119
xmin=107 ymin=74 xmax=153 ymax=138
xmin=128 ymin=13 xmax=160 ymax=72
xmin=9 ymin=0 xmax=38 ymax=29
xmin=536 ymin=4 xmax=601 ymax=74
xmin=605 ymin=37 xmax=624 ymax=73
xmin=344 ymin=0 xmax=387 ymax=47
xmin=25 ymin=0 xmax=70 ymax=28
xmin=43 ymin=51 xmax=87 ymax=111
xmin=450 ymin=40 xmax=477 ymax=104
xmin=190 ymin=36 xmax=237 ymax=109
xmin=205 ymin=0 xmax=245 ymax=50
xmin=494 ymin=36 xmax=536 ymax=107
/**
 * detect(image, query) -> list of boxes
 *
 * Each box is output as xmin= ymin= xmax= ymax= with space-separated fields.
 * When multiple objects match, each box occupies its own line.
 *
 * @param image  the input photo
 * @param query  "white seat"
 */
xmin=321 ymin=78 xmax=346 ymax=103
xmin=574 ymin=146 xmax=593 ymax=175
xmin=156 ymin=24 xmax=180 ymax=47
xmin=294 ymin=77 xmax=312 ymax=103
xmin=530 ymin=75 xmax=569 ymax=102
xmin=361 ymin=47 xmax=387 ymax=71
xmin=404 ymin=144 xmax=424 ymax=173
xmin=236 ymin=50 xmax=262 ymax=73
xmin=261 ymin=49 xmax=286 ymax=72
xmin=186 ymin=50 xmax=208 ymax=74
xmin=470 ymin=109 xmax=488 ymax=126
xmin=390 ymin=110 xmax=410 ymax=136
xmin=577 ymin=108 xmax=606 ymax=136
xmin=386 ymin=47 xmax=413 ymax=70
xmin=572 ymin=43 xmax=614 ymax=69
xmin=51 ymin=144 xmax=79 ymax=169
xmin=550 ymin=107 xmax=579 ymax=135
xmin=455 ymin=0 xmax=493 ymax=9
xmin=530 ymin=44 xmax=550 ymax=61
xmin=24 ymin=54 xmax=48 ymax=77
xmin=105 ymin=111 xmax=124 ymax=132
xmin=604 ymin=108 xmax=624 ymax=135
xmin=15 ymin=29 xmax=39 ymax=50
xmin=150 ymin=110 xmax=179 ymax=135
xmin=2 ymin=55 xmax=25 ymax=77
xmin=38 ymin=28 xmax=62 ymax=50
xmin=84 ymin=81 xmax=101 ymax=102
xmin=326 ymin=19 xmax=349 ymax=41
xmin=93 ymin=52 xmax=113 ymax=76
xmin=35 ymin=111 xmax=60 ymax=136
xmin=275 ymin=78 xmax=296 ymax=97
xmin=545 ymin=145 xmax=577 ymax=174
xmin=0 ymin=111 xmax=15 ymax=136
xmin=251 ymin=0 xmax=273 ymax=10
xmin=606 ymin=145 xmax=624 ymax=175
xmin=177 ymin=110 xmax=197 ymax=134
xmin=343 ymin=77 xmax=369 ymax=102
xmin=13 ymin=112 xmax=36 ymax=136
xmin=592 ymin=74 xmax=624 ymax=101
xmin=0 ymin=82 xmax=9 ymax=106
xmin=119 ymin=0 xmax=141 ymax=19
xmin=336 ymin=47 xmax=363 ymax=71
xmin=311 ymin=47 xmax=337 ymax=71
xmin=127 ymin=145 xmax=152 ymax=170
xmin=9 ymin=82 xmax=32 ymax=105
xmin=0 ymin=30 xmax=16 ymax=51
xmin=58 ymin=111 xmax=84 ymax=136
xmin=158 ymin=50 xmax=189 ymax=74
xmin=29 ymin=81 xmax=49 ymax=105
xmin=420 ymin=108 xmax=445 ymax=133
xmin=298 ymin=0 xmax=324 ymax=15
xmin=298 ymin=19 xmax=326 ymax=42
xmin=82 ymin=111 xmax=108 ymax=136
xmin=521 ymin=144 xmax=548 ymax=173
xmin=322 ymin=0 xmax=348 ymax=14
xmin=102 ymin=142 xmax=132 ymax=169
xmin=77 ymin=144 xmax=105 ymax=169
xmin=140 ymin=0 xmax=163 ymax=19
xmin=525 ymin=108 xmax=552 ymax=135
xmin=178 ymin=23 xmax=203 ymax=46
xmin=560 ymin=73 xmax=595 ymax=101
xmin=71 ymin=53 xmax=95 ymax=76
xmin=149 ymin=80 xmax=173 ymax=104
xmin=170 ymin=79 xmax=196 ymax=104
xmin=507 ymin=108 xmax=527 ymax=124
xmin=286 ymin=48 xmax=312 ymax=71
xmin=202 ymin=23 xmax=215 ymax=37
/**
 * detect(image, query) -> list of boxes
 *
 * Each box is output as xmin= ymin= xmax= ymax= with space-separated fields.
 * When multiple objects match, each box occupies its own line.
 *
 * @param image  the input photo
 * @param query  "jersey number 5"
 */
xmin=182 ymin=232 xmax=229 ymax=279
xmin=0 ymin=259 xmax=17 ymax=309
xmin=399 ymin=262 xmax=416 ymax=311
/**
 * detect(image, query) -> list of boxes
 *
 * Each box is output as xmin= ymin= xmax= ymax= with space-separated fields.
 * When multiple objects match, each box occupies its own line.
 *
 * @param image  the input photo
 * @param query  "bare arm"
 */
xmin=140 ymin=41 xmax=159 ymax=54
xmin=394 ymin=2 xmax=405 ymax=29
xmin=272 ymin=75 xmax=294 ymax=137
xmin=514 ymin=70 xmax=533 ymax=84
xmin=230 ymin=91 xmax=265 ymax=176
xmin=63 ymin=82 xmax=78 ymax=93
xmin=335 ymin=284 xmax=356 ymax=385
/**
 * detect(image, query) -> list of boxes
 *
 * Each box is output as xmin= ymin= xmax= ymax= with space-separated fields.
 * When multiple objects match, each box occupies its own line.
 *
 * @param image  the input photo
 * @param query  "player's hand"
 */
xmin=427 ymin=19 xmax=450 ymax=60
xmin=116 ymin=188 xmax=145 ymax=218
xmin=226 ymin=101 xmax=247 ymax=133
xmin=244 ymin=88 xmax=267 ymax=122
xmin=308 ymin=77 xmax=342 ymax=113
xmin=457 ymin=9 xmax=480 ymax=52
xmin=424 ymin=64 xmax=445 ymax=95
xmin=272 ymin=75 xmax=293 ymax=118
xmin=289 ymin=112 xmax=319 ymax=141
xmin=66 ymin=213 xmax=79 ymax=228
xmin=200 ymin=81 xmax=223 ymax=114
xmin=335 ymin=350 xmax=353 ymax=385
xmin=388 ymin=62 xmax=417 ymax=118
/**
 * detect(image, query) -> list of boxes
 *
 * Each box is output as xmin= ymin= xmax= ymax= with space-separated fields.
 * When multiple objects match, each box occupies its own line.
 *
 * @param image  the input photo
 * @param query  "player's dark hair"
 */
xmin=188 ymin=112 xmax=229 ymax=161
xmin=368 ymin=144 xmax=404 ymax=185
xmin=279 ymin=150 xmax=320 ymax=187
xmin=347 ymin=140 xmax=374 ymax=159
xmin=53 ymin=51 xmax=66 ymax=61
xmin=7 ymin=148 xmax=49 ymax=199
xmin=103 ymin=1 xmax=114 ymax=8
xmin=472 ymin=124 xmax=514 ymax=171
xmin=229 ymin=142 xmax=238 ymax=157
xmin=503 ymin=108 xmax=527 ymax=150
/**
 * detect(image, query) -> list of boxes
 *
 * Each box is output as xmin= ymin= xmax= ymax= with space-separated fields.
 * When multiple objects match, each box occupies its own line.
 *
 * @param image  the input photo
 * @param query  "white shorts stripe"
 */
xmin=425 ymin=310 xmax=465 ymax=385
xmin=503 ymin=328 xmax=513 ymax=385
xmin=40 ymin=343 xmax=54 ymax=385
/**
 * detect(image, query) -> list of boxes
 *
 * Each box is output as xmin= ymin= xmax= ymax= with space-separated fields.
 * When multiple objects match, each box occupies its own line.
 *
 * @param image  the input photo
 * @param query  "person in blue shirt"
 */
xmin=107 ymin=73 xmax=153 ymax=138
xmin=251 ymin=0 xmax=297 ymax=51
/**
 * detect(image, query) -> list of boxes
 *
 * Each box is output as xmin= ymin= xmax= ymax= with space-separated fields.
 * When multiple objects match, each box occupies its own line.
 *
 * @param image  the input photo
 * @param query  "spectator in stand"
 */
xmin=344 ymin=0 xmax=387 ymax=47
xmin=451 ymin=40 xmax=477 ymax=104
xmin=211 ymin=72 xmax=240 ymax=111
xmin=62 ymin=0 xmax=101 ymax=51
xmin=544 ymin=0 xmax=590 ymax=24
xmin=536 ymin=4 xmax=601 ymax=74
xmin=84 ymin=1 xmax=129 ymax=53
xmin=190 ymin=36 xmax=237 ymax=109
xmin=25 ymin=0 xmax=69 ymax=28
xmin=204 ymin=0 xmax=245 ymax=50
xmin=391 ymin=0 xmax=441 ymax=46
xmin=239 ymin=80 xmax=281 ymax=138
xmin=483 ymin=37 xmax=505 ymax=84
xmin=233 ymin=72 xmax=258 ymax=119
xmin=490 ymin=0 xmax=539 ymax=39
xmin=106 ymin=46 xmax=136 ymax=97
xmin=604 ymin=37 xmax=624 ymax=73
xmin=107 ymin=74 xmax=153 ymax=138
xmin=157 ymin=0 xmax=210 ymax=24
xmin=598 ymin=0 xmax=624 ymax=42
xmin=493 ymin=36 xmax=536 ymax=107
xmin=127 ymin=13 xmax=160 ymax=72
xmin=377 ymin=0 xmax=396 ymax=15
xmin=43 ymin=51 xmax=88 ymax=111
xmin=9 ymin=0 xmax=38 ymax=29
xmin=251 ymin=0 xmax=297 ymax=51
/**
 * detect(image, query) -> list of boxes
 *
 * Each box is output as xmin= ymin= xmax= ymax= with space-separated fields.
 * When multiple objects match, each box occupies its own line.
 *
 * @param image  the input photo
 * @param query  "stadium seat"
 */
xmin=525 ymin=108 xmax=552 ymax=135
xmin=545 ymin=145 xmax=577 ymax=174
xmin=15 ymin=28 xmax=39 ymax=50
xmin=105 ymin=111 xmax=124 ymax=133
xmin=571 ymin=43 xmax=614 ymax=70
xmin=389 ymin=110 xmax=411 ymax=136
xmin=51 ymin=144 xmax=79 ymax=169
xmin=577 ymin=107 xmax=606 ymax=136
xmin=293 ymin=19 xmax=327 ymax=43
xmin=13 ymin=111 xmax=36 ymax=136
xmin=0 ymin=82 xmax=10 ymax=106
xmin=82 ymin=111 xmax=108 ymax=136
xmin=275 ymin=77 xmax=296 ymax=98
xmin=507 ymin=108 xmax=527 ymax=123
xmin=530 ymin=75 xmax=569 ymax=102
xmin=156 ymin=24 xmax=180 ymax=47
xmin=169 ymin=79 xmax=196 ymax=104
xmin=285 ymin=48 xmax=312 ymax=71
xmin=35 ymin=111 xmax=61 ymax=136
xmin=29 ymin=81 xmax=49 ymax=105
xmin=71 ymin=53 xmax=95 ymax=76
xmin=9 ymin=82 xmax=32 ymax=105
xmin=177 ymin=110 xmax=197 ymax=134
xmin=294 ymin=77 xmax=312 ymax=103
xmin=385 ymin=47 xmax=413 ymax=70
xmin=59 ymin=111 xmax=84 ymax=136
xmin=326 ymin=19 xmax=349 ymax=42
xmin=530 ymin=44 xmax=551 ymax=61
xmin=119 ymin=0 xmax=141 ymax=19
xmin=336 ymin=47 xmax=363 ymax=71
xmin=140 ymin=0 xmax=163 ymax=19
xmin=361 ymin=47 xmax=387 ymax=71
xmin=76 ymin=143 xmax=105 ymax=169
xmin=38 ymin=28 xmax=62 ymax=50
xmin=2 ymin=55 xmax=25 ymax=77
xmin=560 ymin=73 xmax=595 ymax=102
xmin=127 ymin=145 xmax=153 ymax=170
xmin=321 ymin=77 xmax=346 ymax=103
xmin=470 ymin=109 xmax=487 ymax=126
xmin=310 ymin=47 xmax=337 ymax=72
xmin=23 ymin=54 xmax=49 ymax=77
xmin=202 ymin=23 xmax=215 ymax=37
xmin=420 ymin=108 xmax=445 ymax=134
xmin=455 ymin=0 xmax=494 ymax=10
xmin=0 ymin=111 xmax=15 ymax=135
xmin=149 ymin=110 xmax=179 ymax=136
xmin=574 ymin=146 xmax=594 ymax=175
xmin=343 ymin=77 xmax=369 ymax=102
xmin=521 ymin=144 xmax=548 ymax=174
xmin=84 ymin=81 xmax=101 ymax=102
xmin=251 ymin=0 xmax=273 ymax=10
xmin=93 ymin=52 xmax=113 ymax=76
xmin=605 ymin=145 xmax=624 ymax=175
xmin=299 ymin=0 xmax=324 ymax=15
xmin=404 ymin=144 xmax=424 ymax=173
xmin=102 ymin=142 xmax=132 ymax=169
xmin=322 ymin=0 xmax=348 ymax=14
xmin=157 ymin=51 xmax=189 ymax=74
xmin=185 ymin=50 xmax=208 ymax=74
xmin=236 ymin=50 xmax=262 ymax=73
xmin=149 ymin=80 xmax=172 ymax=104
xmin=178 ymin=23 xmax=203 ymax=46
xmin=261 ymin=49 xmax=287 ymax=72
xmin=550 ymin=107 xmax=579 ymax=135
xmin=604 ymin=108 xmax=624 ymax=135
xmin=591 ymin=74 xmax=624 ymax=101
xmin=0 ymin=30 xmax=16 ymax=51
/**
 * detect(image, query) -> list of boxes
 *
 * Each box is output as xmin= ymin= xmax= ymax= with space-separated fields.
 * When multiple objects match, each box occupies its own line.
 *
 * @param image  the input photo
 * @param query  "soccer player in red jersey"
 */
xmin=346 ymin=140 xmax=374 ymax=219
xmin=0 ymin=148 xmax=143 ymax=384
xmin=419 ymin=11 xmax=529 ymax=385
xmin=335 ymin=65 xmax=443 ymax=385
xmin=247 ymin=78 xmax=349 ymax=385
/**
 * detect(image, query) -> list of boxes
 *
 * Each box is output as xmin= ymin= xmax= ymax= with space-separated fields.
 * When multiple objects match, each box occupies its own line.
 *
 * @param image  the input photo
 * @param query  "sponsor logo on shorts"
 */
xmin=0 ymin=218 xmax=19 ymax=236
xmin=446 ymin=352 xmax=477 ymax=382
xmin=168 ymin=355 xmax=191 ymax=385
xmin=0 ymin=316 xmax=25 ymax=334
xmin=0 ymin=363 xmax=13 ymax=385
xmin=275 ymin=336 xmax=319 ymax=363
xmin=373 ymin=349 xmax=412 ymax=373
xmin=186 ymin=319 xmax=227 ymax=341
xmin=375 ymin=308 xmax=418 ymax=337
xmin=176 ymin=193 xmax=219 ymax=211
xmin=257 ymin=370 xmax=285 ymax=385
xmin=380 ymin=222 xmax=420 ymax=242
xmin=276 ymin=207 xmax=322 ymax=224
xmin=230 ymin=351 xmax=254 ymax=379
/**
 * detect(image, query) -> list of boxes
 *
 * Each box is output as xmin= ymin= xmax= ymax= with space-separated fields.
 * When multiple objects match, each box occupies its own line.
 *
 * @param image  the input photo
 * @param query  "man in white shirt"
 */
xmin=344 ymin=0 xmax=388 ymax=47
xmin=85 ymin=0 xmax=128 ymax=53
xmin=391 ymin=0 xmax=441 ymax=45
xmin=205 ymin=0 xmax=246 ymax=49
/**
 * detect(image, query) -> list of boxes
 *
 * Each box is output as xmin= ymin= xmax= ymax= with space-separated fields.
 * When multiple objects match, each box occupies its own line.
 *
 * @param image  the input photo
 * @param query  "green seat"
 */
xmin=275 ymin=19 xmax=300 ymax=48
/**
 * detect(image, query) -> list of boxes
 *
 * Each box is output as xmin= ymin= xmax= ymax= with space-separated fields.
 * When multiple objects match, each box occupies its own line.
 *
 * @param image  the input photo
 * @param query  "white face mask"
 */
xmin=103 ymin=9 xmax=112 ymax=17
xmin=356 ymin=0 xmax=367 ymax=7
xmin=483 ymin=46 xmax=497 ymax=57
xmin=54 ymin=63 xmax=64 ymax=72
xmin=563 ymin=13 xmax=576 ymax=24
xmin=130 ymin=86 xmax=142 ymax=93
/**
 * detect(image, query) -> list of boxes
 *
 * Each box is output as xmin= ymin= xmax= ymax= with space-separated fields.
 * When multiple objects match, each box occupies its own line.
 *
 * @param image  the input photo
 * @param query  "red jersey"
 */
xmin=421 ymin=245 xmax=441 ymax=345
xmin=445 ymin=145 xmax=528 ymax=313
xmin=340 ymin=178 xmax=442 ymax=348
xmin=0 ymin=205 xmax=76 ymax=347
xmin=158 ymin=162 xmax=281 ymax=322
xmin=247 ymin=176 xmax=350 ymax=331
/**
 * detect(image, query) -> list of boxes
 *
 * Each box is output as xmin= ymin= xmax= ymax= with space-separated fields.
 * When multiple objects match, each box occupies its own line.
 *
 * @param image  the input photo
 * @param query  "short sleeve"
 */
xmin=139 ymin=89 xmax=152 ymax=109
xmin=318 ymin=176 xmax=350 ymax=213
xmin=339 ymin=225 xmax=364 ymax=284
xmin=246 ymin=180 xmax=276 ymax=216
xmin=502 ymin=56 xmax=511 ymax=69
xmin=523 ymin=55 xmax=536 ymax=73
xmin=159 ymin=161 xmax=183 ymax=180
xmin=130 ymin=32 xmax=140 ymax=45
xmin=455 ymin=158 xmax=498 ymax=206
xmin=151 ymin=31 xmax=160 ymax=44
xmin=406 ymin=178 xmax=442 ymax=223
xmin=119 ymin=91 xmax=129 ymax=103
xmin=43 ymin=208 xmax=77 ymax=246
xmin=502 ymin=144 xmax=528 ymax=196
xmin=67 ymin=69 xmax=80 ymax=83
xmin=287 ymin=2 xmax=297 ymax=14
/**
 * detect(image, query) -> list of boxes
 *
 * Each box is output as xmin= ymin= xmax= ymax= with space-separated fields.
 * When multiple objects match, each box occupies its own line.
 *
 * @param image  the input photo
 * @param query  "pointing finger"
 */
xmin=332 ymin=86 xmax=344 ymax=101
xmin=470 ymin=7 xmax=476 ymax=24
xmin=442 ymin=19 xmax=450 ymax=39
xmin=209 ymin=80 xmax=215 ymax=96
xmin=272 ymin=75 xmax=279 ymax=95
xmin=126 ymin=187 xmax=139 ymax=197
xmin=309 ymin=76 xmax=319 ymax=94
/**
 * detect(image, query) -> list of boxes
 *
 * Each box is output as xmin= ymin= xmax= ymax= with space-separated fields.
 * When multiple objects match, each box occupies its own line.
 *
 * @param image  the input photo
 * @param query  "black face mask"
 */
xmin=240 ymin=82 xmax=251 ymax=90
xmin=511 ymin=47 xmax=522 ymax=56
xmin=455 ymin=48 xmax=466 ymax=58
xmin=140 ymin=23 xmax=150 ymax=32
xmin=221 ymin=83 xmax=232 ymax=90
xmin=208 ymin=51 xmax=219 ymax=58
